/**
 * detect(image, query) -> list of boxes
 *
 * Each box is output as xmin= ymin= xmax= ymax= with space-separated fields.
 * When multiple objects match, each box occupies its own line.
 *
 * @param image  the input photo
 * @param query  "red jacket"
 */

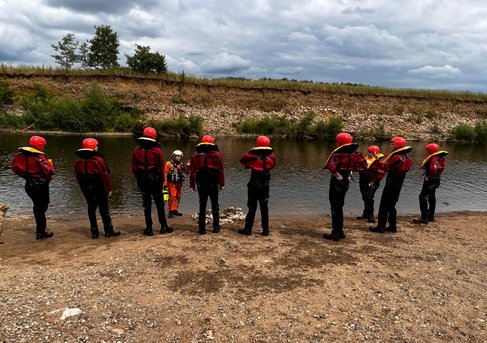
xmin=423 ymin=155 xmax=446 ymax=180
xmin=325 ymin=151 xmax=365 ymax=174
xmin=11 ymin=147 xmax=54 ymax=183
xmin=74 ymin=150 xmax=112 ymax=192
xmin=190 ymin=145 xmax=224 ymax=188
xmin=385 ymin=154 xmax=412 ymax=175
xmin=131 ymin=142 xmax=164 ymax=177
xmin=240 ymin=149 xmax=276 ymax=172
xmin=362 ymin=158 xmax=386 ymax=184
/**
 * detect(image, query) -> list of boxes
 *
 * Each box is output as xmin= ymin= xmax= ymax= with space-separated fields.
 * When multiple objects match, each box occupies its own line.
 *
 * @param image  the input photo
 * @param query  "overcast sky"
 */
xmin=1 ymin=0 xmax=487 ymax=91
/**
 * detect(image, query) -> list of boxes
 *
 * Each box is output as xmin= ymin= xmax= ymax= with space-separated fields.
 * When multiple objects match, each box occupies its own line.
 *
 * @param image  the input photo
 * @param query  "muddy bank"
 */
xmin=3 ymin=74 xmax=487 ymax=140
xmin=0 ymin=212 xmax=485 ymax=342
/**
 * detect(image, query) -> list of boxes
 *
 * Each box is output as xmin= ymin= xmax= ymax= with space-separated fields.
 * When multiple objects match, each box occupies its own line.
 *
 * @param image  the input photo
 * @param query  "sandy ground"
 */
xmin=0 ymin=212 xmax=486 ymax=342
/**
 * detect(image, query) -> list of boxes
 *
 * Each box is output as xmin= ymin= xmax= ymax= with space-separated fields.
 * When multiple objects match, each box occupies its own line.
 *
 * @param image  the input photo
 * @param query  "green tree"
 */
xmin=78 ymin=41 xmax=90 ymax=70
xmin=125 ymin=45 xmax=168 ymax=74
xmin=87 ymin=25 xmax=120 ymax=69
xmin=51 ymin=33 xmax=79 ymax=70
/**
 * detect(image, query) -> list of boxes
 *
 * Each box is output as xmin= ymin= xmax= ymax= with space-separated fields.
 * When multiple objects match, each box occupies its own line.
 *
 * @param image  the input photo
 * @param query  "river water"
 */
xmin=0 ymin=133 xmax=485 ymax=218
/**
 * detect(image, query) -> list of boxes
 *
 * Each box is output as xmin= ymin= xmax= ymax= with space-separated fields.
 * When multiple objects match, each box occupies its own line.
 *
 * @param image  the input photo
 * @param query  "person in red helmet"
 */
xmin=323 ymin=132 xmax=365 ymax=241
xmin=357 ymin=145 xmax=386 ymax=223
xmin=238 ymin=135 xmax=276 ymax=236
xmin=132 ymin=127 xmax=173 ymax=236
xmin=370 ymin=136 xmax=412 ymax=233
xmin=412 ymin=143 xmax=448 ymax=224
xmin=74 ymin=138 xmax=120 ymax=239
xmin=11 ymin=136 xmax=54 ymax=239
xmin=189 ymin=135 xmax=224 ymax=234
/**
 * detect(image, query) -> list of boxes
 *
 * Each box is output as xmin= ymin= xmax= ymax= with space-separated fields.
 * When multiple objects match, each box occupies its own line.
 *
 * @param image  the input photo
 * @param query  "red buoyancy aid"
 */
xmin=131 ymin=144 xmax=164 ymax=176
xmin=385 ymin=153 xmax=413 ymax=174
xmin=74 ymin=151 xmax=112 ymax=192
xmin=240 ymin=150 xmax=276 ymax=172
xmin=424 ymin=155 xmax=446 ymax=180
xmin=363 ymin=158 xmax=386 ymax=184
xmin=325 ymin=151 xmax=366 ymax=174
xmin=11 ymin=148 xmax=54 ymax=182
xmin=189 ymin=148 xmax=224 ymax=188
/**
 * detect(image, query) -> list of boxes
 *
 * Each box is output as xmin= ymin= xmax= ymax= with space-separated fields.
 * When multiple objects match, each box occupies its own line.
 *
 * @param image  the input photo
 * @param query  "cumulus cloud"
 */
xmin=201 ymin=52 xmax=251 ymax=74
xmin=408 ymin=65 xmax=461 ymax=79
xmin=44 ymin=0 xmax=159 ymax=14
xmin=275 ymin=66 xmax=304 ymax=75
xmin=1 ymin=0 xmax=487 ymax=90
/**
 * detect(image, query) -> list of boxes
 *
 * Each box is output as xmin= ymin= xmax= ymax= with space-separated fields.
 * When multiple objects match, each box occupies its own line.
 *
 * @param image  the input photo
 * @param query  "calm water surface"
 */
xmin=0 ymin=133 xmax=486 ymax=218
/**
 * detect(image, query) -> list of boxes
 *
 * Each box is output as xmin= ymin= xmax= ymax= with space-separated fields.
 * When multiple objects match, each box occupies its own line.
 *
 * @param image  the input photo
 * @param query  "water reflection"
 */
xmin=0 ymin=132 xmax=485 ymax=218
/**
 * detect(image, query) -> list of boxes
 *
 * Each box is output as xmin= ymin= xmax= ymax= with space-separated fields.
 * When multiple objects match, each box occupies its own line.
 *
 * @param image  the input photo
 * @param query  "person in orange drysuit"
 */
xmin=164 ymin=150 xmax=186 ymax=218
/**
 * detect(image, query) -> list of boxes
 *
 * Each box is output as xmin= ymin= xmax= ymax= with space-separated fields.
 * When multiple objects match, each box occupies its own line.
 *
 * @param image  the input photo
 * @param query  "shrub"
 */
xmin=451 ymin=123 xmax=476 ymax=141
xmin=474 ymin=120 xmax=487 ymax=143
xmin=149 ymin=115 xmax=203 ymax=137
xmin=312 ymin=116 xmax=343 ymax=138
xmin=289 ymin=112 xmax=314 ymax=139
xmin=0 ymin=111 xmax=26 ymax=128
xmin=0 ymin=79 xmax=14 ymax=104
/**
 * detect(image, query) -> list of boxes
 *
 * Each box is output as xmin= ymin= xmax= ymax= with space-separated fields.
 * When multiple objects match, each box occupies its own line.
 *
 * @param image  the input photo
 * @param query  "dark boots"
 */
xmin=91 ymin=228 xmax=99 ymax=239
xmin=36 ymin=231 xmax=54 ymax=240
xmin=104 ymin=228 xmax=120 ymax=237
xmin=160 ymin=226 xmax=174 ymax=234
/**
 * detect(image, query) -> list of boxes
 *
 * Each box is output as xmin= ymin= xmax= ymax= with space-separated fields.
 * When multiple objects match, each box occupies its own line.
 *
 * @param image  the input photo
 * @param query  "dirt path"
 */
xmin=0 ymin=213 xmax=486 ymax=342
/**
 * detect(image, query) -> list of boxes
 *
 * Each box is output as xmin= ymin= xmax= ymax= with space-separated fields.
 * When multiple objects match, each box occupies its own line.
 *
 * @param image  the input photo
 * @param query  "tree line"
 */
xmin=51 ymin=25 xmax=167 ymax=74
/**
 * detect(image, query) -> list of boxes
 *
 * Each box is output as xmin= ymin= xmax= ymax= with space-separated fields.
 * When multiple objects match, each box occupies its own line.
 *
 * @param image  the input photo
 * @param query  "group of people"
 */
xmin=9 ymin=127 xmax=446 ymax=242
xmin=10 ymin=127 xmax=276 ymax=239
xmin=324 ymin=133 xmax=447 ymax=241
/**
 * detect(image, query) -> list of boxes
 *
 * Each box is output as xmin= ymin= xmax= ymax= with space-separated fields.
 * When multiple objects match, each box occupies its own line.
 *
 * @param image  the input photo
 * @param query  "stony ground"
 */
xmin=0 ymin=212 xmax=486 ymax=342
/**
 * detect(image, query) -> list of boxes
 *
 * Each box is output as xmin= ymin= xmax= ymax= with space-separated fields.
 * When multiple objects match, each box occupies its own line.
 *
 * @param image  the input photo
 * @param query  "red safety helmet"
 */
xmin=336 ymin=132 xmax=353 ymax=146
xmin=391 ymin=136 xmax=407 ymax=148
xmin=256 ymin=135 xmax=271 ymax=148
xmin=82 ymin=138 xmax=98 ymax=151
xmin=142 ymin=127 xmax=157 ymax=140
xmin=368 ymin=145 xmax=380 ymax=154
xmin=29 ymin=136 xmax=47 ymax=150
xmin=201 ymin=135 xmax=215 ymax=144
xmin=425 ymin=143 xmax=439 ymax=154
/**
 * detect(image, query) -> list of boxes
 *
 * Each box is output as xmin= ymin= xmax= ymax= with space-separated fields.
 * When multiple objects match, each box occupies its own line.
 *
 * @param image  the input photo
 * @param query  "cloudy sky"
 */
xmin=1 ymin=0 xmax=487 ymax=91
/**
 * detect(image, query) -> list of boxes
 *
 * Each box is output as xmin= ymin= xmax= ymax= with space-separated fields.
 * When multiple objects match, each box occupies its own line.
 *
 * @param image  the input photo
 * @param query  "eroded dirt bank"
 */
xmin=3 ymin=74 xmax=487 ymax=140
xmin=0 ymin=212 xmax=485 ymax=342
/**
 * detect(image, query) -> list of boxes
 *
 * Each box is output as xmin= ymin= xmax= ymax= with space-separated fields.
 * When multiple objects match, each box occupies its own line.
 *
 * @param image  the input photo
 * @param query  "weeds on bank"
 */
xmin=236 ymin=112 xmax=343 ymax=139
xmin=2 ymin=64 xmax=487 ymax=102
xmin=451 ymin=121 xmax=487 ymax=142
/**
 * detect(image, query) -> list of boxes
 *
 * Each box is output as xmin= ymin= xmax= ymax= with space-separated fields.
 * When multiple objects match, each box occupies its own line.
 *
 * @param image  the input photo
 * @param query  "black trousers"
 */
xmin=244 ymin=177 xmax=270 ymax=233
xmin=79 ymin=180 xmax=113 ymax=231
xmin=359 ymin=173 xmax=379 ymax=219
xmin=137 ymin=174 xmax=168 ymax=229
xmin=377 ymin=174 xmax=405 ymax=230
xmin=419 ymin=179 xmax=440 ymax=220
xmin=329 ymin=172 xmax=349 ymax=236
xmin=25 ymin=179 xmax=50 ymax=234
xmin=197 ymin=180 xmax=220 ymax=231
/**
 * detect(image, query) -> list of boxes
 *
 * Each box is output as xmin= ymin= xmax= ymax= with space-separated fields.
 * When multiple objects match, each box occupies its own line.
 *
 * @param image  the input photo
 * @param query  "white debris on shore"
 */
xmin=191 ymin=207 xmax=246 ymax=225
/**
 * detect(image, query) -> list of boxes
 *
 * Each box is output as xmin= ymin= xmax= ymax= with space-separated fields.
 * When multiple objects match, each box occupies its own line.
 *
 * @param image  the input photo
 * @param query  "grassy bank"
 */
xmin=236 ymin=112 xmax=343 ymax=139
xmin=0 ymin=80 xmax=202 ymax=137
xmin=2 ymin=64 xmax=487 ymax=102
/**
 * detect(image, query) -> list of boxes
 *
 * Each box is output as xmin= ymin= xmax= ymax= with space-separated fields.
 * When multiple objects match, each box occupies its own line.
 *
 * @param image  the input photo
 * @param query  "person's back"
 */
xmin=238 ymin=136 xmax=276 ymax=236
xmin=189 ymin=135 xmax=224 ymax=235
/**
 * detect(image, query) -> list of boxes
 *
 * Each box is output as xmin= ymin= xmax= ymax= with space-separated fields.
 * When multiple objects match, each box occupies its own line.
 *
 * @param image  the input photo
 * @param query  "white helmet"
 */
xmin=172 ymin=150 xmax=183 ymax=158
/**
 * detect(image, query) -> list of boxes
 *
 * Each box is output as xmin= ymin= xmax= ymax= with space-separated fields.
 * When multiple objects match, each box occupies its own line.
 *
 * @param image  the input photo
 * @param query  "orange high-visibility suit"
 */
xmin=164 ymin=160 xmax=185 ymax=212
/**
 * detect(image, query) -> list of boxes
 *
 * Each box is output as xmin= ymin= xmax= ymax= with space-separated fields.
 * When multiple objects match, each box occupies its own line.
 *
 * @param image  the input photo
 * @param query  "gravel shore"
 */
xmin=0 ymin=212 xmax=486 ymax=342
